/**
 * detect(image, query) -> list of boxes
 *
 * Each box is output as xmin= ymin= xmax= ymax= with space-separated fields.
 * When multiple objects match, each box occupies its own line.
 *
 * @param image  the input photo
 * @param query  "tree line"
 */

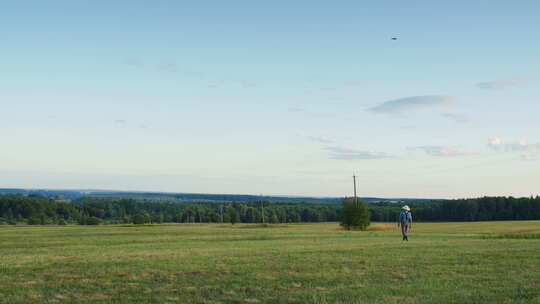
xmin=0 ymin=195 xmax=539 ymax=225
xmin=0 ymin=195 xmax=341 ymax=225
xmin=369 ymin=196 xmax=540 ymax=222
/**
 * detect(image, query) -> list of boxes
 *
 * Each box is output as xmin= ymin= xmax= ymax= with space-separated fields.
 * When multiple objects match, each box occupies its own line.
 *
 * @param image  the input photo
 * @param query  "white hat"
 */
xmin=402 ymin=205 xmax=410 ymax=211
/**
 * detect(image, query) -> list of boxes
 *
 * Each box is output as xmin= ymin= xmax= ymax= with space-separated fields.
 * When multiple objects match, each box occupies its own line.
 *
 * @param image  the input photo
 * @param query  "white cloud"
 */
xmin=324 ymin=146 xmax=392 ymax=160
xmin=409 ymin=145 xmax=470 ymax=157
xmin=368 ymin=95 xmax=456 ymax=114
xmin=476 ymin=77 xmax=527 ymax=90
xmin=488 ymin=136 xmax=502 ymax=149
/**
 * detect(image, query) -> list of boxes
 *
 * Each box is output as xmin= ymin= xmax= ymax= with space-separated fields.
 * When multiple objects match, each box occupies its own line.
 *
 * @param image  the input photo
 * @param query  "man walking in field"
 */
xmin=398 ymin=205 xmax=412 ymax=241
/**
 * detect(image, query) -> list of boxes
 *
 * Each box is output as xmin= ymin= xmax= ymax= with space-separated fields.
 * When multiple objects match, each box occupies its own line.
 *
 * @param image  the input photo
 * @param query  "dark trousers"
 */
xmin=400 ymin=222 xmax=409 ymax=240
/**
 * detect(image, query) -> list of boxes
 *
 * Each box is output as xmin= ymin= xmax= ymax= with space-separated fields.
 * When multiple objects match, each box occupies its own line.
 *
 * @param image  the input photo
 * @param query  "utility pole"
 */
xmin=260 ymin=194 xmax=265 ymax=224
xmin=353 ymin=174 xmax=358 ymax=207
xmin=220 ymin=205 xmax=224 ymax=223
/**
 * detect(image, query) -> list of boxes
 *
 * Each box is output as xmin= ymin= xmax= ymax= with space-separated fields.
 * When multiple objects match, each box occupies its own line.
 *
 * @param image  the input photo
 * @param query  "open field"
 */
xmin=1 ymin=222 xmax=539 ymax=303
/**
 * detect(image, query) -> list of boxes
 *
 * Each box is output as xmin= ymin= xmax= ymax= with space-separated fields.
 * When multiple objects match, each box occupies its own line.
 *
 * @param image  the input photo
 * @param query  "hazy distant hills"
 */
xmin=0 ymin=188 xmax=440 ymax=204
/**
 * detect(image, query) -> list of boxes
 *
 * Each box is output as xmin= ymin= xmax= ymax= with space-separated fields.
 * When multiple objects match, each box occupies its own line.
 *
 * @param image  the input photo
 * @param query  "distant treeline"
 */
xmin=87 ymin=193 xmax=343 ymax=204
xmin=0 ymin=195 xmax=340 ymax=225
xmin=0 ymin=195 xmax=539 ymax=225
xmin=0 ymin=195 xmax=80 ymax=225
xmin=370 ymin=196 xmax=540 ymax=222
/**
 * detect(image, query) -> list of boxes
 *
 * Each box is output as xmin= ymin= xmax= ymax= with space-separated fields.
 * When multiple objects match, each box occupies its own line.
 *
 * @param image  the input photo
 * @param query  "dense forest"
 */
xmin=370 ymin=196 xmax=540 ymax=222
xmin=0 ymin=195 xmax=539 ymax=225
xmin=0 ymin=195 xmax=340 ymax=225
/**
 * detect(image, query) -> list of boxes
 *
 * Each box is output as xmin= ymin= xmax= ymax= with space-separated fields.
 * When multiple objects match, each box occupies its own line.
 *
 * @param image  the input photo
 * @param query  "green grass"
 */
xmin=1 ymin=221 xmax=540 ymax=303
xmin=482 ymin=233 xmax=540 ymax=239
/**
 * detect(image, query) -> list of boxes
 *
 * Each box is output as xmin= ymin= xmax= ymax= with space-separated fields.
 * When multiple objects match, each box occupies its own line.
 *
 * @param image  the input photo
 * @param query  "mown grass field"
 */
xmin=1 ymin=221 xmax=539 ymax=303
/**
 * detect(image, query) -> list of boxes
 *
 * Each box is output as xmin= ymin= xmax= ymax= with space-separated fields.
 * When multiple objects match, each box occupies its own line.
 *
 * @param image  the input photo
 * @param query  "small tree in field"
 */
xmin=85 ymin=216 xmax=101 ymax=225
xmin=229 ymin=210 xmax=240 ymax=225
xmin=133 ymin=212 xmax=150 ymax=225
xmin=340 ymin=197 xmax=370 ymax=230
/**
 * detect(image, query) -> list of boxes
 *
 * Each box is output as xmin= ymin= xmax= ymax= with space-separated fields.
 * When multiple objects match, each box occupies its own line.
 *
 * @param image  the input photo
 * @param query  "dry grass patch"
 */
xmin=366 ymin=224 xmax=395 ymax=231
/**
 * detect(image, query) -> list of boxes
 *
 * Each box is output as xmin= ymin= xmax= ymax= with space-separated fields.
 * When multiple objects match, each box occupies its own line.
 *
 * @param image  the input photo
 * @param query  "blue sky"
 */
xmin=1 ymin=1 xmax=539 ymax=198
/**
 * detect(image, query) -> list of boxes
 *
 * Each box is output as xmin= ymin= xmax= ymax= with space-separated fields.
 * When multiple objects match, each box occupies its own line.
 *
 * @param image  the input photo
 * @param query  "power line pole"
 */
xmin=260 ymin=194 xmax=265 ymax=224
xmin=353 ymin=174 xmax=358 ymax=207
xmin=220 ymin=205 xmax=224 ymax=223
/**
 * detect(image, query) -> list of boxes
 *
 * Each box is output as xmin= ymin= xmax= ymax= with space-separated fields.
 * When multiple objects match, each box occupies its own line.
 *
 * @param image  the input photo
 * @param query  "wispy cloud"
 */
xmin=328 ymin=96 xmax=345 ymax=102
xmin=307 ymin=136 xmax=334 ymax=144
xmin=114 ymin=119 xmax=127 ymax=124
xmin=288 ymin=107 xmax=305 ymax=112
xmin=324 ymin=146 xmax=392 ymax=160
xmin=442 ymin=113 xmax=472 ymax=123
xmin=487 ymin=136 xmax=540 ymax=161
xmin=124 ymin=58 xmax=144 ymax=68
xmin=241 ymin=82 xmax=257 ymax=88
xmin=124 ymin=59 xmax=209 ymax=80
xmin=157 ymin=62 xmax=177 ymax=72
xmin=181 ymin=69 xmax=206 ymax=79
xmin=520 ymin=154 xmax=538 ymax=161
xmin=476 ymin=77 xmax=527 ymax=90
xmin=488 ymin=137 xmax=540 ymax=151
xmin=368 ymin=95 xmax=456 ymax=114
xmin=344 ymin=81 xmax=365 ymax=87
xmin=409 ymin=145 xmax=471 ymax=157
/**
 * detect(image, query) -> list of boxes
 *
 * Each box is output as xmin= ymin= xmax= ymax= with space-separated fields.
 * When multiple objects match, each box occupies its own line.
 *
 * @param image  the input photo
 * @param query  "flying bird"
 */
xmin=391 ymin=37 xmax=398 ymax=40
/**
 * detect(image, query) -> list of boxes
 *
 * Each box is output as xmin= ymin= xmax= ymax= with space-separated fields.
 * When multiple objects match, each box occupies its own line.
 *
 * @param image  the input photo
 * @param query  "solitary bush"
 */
xmin=85 ymin=217 xmax=101 ymax=225
xmin=340 ymin=198 xmax=370 ymax=230
xmin=133 ymin=212 xmax=150 ymax=225
xmin=152 ymin=213 xmax=164 ymax=224
xmin=122 ymin=216 xmax=132 ymax=224
xmin=27 ymin=217 xmax=42 ymax=225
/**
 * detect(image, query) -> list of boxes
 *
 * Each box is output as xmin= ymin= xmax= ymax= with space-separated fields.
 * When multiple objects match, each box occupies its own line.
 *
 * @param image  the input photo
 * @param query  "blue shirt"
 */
xmin=399 ymin=210 xmax=412 ymax=223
